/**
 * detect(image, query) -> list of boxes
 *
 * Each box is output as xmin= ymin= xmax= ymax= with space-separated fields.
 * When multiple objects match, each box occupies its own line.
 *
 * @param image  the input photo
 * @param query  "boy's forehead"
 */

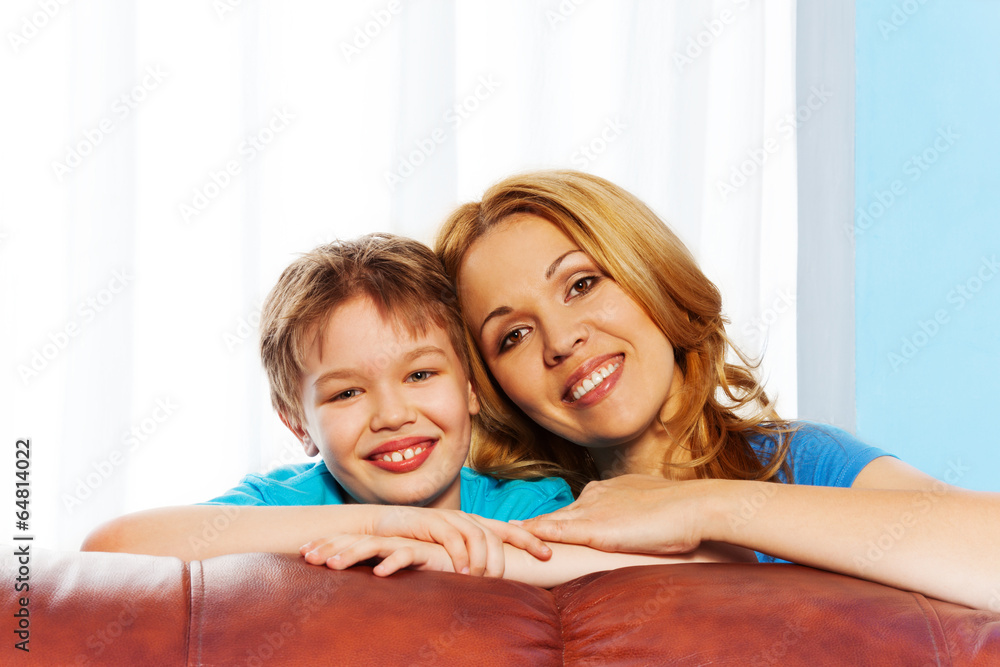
xmin=307 ymin=296 xmax=460 ymax=368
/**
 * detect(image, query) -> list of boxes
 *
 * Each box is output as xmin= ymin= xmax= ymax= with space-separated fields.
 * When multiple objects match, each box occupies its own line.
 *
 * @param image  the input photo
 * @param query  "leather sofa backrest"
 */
xmin=4 ymin=549 xmax=999 ymax=665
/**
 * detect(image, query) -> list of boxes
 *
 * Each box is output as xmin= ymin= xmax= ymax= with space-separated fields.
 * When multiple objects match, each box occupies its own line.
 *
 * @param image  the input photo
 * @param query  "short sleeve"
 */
xmin=783 ymin=423 xmax=896 ymax=488
xmin=201 ymin=478 xmax=270 ymax=506
xmin=460 ymin=469 xmax=575 ymax=521
xmin=199 ymin=461 xmax=347 ymax=506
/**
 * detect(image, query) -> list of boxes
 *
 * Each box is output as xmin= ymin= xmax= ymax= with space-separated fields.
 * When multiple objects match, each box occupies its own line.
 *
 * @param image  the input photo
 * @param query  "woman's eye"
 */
xmin=500 ymin=327 xmax=529 ymax=352
xmin=407 ymin=370 xmax=436 ymax=383
xmin=332 ymin=389 xmax=360 ymax=401
xmin=568 ymin=276 xmax=597 ymax=298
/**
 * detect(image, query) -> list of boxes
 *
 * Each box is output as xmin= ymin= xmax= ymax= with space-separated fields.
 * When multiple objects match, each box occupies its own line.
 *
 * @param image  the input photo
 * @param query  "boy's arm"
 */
xmin=304 ymin=533 xmax=757 ymax=588
xmin=81 ymin=504 xmax=551 ymax=575
xmin=81 ymin=504 xmax=380 ymax=560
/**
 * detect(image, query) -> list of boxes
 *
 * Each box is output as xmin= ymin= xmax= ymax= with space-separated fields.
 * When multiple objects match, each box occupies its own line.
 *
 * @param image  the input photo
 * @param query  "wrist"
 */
xmin=696 ymin=478 xmax=745 ymax=544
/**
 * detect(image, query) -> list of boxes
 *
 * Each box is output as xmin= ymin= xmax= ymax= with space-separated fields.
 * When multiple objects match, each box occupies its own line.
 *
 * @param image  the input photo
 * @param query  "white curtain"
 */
xmin=1 ymin=0 xmax=797 ymax=552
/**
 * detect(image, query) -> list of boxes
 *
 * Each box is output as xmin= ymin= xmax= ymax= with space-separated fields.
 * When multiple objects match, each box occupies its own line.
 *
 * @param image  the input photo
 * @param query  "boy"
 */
xmin=83 ymin=234 xmax=748 ymax=584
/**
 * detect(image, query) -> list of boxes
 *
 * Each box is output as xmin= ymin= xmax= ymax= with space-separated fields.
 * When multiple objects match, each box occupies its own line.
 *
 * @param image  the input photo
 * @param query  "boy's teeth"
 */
xmin=380 ymin=445 xmax=426 ymax=462
xmin=571 ymin=361 xmax=621 ymax=401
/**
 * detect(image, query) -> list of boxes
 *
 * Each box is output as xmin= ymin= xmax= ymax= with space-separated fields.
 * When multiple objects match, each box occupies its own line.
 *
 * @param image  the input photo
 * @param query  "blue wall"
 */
xmin=855 ymin=1 xmax=1000 ymax=491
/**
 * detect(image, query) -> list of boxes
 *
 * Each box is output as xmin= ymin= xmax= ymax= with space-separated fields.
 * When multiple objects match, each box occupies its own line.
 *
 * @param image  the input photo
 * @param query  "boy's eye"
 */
xmin=406 ymin=370 xmax=436 ymax=383
xmin=568 ymin=276 xmax=598 ymax=298
xmin=499 ymin=327 xmax=529 ymax=352
xmin=332 ymin=389 xmax=361 ymax=401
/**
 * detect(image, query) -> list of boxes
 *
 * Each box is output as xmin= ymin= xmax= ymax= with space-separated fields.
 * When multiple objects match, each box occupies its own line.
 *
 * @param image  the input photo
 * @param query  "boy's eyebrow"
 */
xmin=402 ymin=345 xmax=449 ymax=363
xmin=480 ymin=250 xmax=583 ymax=336
xmin=312 ymin=346 xmax=449 ymax=388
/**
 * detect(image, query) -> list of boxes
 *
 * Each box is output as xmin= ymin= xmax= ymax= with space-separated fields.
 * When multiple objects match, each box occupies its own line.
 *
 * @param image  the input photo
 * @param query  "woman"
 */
xmin=436 ymin=169 xmax=1000 ymax=611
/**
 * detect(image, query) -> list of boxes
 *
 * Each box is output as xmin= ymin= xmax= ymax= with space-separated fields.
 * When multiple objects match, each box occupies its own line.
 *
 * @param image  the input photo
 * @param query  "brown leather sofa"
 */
xmin=4 ymin=548 xmax=999 ymax=665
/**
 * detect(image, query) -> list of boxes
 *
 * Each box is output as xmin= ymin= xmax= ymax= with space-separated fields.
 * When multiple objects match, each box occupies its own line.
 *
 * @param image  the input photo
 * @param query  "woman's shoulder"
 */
xmin=750 ymin=421 xmax=896 ymax=487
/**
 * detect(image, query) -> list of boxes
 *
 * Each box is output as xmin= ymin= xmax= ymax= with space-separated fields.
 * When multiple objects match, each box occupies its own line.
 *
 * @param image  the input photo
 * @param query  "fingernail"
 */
xmin=461 ymin=567 xmax=470 ymax=575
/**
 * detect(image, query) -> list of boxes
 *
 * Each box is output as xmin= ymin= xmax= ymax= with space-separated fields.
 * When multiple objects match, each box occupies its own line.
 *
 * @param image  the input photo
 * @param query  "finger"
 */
xmin=475 ymin=517 xmax=553 ymax=561
xmin=325 ymin=536 xmax=387 ymax=570
xmin=422 ymin=519 xmax=473 ymax=575
xmin=445 ymin=516 xmax=489 ymax=577
xmin=301 ymin=540 xmax=337 ymax=565
xmin=371 ymin=547 xmax=416 ymax=577
xmin=519 ymin=518 xmax=592 ymax=546
xmin=481 ymin=522 xmax=505 ymax=578
xmin=301 ymin=535 xmax=365 ymax=565
xmin=378 ymin=508 xmax=473 ymax=575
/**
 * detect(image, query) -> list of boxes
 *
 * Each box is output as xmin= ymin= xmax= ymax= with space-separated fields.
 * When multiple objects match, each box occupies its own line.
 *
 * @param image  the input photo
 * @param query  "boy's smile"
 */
xmin=287 ymin=295 xmax=478 ymax=509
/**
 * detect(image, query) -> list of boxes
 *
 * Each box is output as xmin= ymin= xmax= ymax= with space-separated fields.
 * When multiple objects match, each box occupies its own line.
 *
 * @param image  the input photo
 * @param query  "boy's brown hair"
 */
xmin=260 ymin=233 xmax=469 ymax=427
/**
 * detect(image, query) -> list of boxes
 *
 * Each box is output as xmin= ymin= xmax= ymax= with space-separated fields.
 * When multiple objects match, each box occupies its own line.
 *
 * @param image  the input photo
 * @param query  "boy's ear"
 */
xmin=279 ymin=412 xmax=319 ymax=457
xmin=466 ymin=380 xmax=480 ymax=416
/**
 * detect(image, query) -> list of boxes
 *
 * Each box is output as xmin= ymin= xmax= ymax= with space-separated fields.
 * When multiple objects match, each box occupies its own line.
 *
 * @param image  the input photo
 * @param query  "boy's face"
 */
xmin=286 ymin=295 xmax=478 ymax=510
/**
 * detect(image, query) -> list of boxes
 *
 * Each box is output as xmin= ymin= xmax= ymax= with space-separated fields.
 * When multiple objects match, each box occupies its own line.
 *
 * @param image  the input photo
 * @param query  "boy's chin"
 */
xmin=386 ymin=475 xmax=463 ymax=510
xmin=344 ymin=469 xmax=463 ymax=509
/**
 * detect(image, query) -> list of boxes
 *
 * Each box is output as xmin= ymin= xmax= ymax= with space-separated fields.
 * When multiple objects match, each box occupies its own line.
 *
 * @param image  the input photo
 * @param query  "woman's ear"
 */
xmin=279 ymin=412 xmax=319 ymax=457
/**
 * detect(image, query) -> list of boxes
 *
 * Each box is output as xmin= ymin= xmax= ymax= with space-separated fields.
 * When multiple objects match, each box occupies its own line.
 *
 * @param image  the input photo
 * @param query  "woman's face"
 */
xmin=457 ymin=213 xmax=680 ymax=452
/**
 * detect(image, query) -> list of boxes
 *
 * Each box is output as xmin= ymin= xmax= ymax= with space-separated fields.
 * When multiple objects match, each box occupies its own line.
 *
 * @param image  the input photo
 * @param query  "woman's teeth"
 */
xmin=571 ymin=361 xmax=621 ymax=401
xmin=380 ymin=446 xmax=424 ymax=462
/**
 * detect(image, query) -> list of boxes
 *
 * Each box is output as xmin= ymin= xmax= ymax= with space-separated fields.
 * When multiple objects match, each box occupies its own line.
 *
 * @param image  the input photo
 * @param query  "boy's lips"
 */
xmin=367 ymin=437 xmax=437 ymax=473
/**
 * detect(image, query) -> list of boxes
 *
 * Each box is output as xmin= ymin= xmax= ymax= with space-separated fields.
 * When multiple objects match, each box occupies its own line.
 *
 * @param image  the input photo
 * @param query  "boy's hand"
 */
xmin=358 ymin=506 xmax=551 ymax=576
xmin=301 ymin=534 xmax=472 ymax=577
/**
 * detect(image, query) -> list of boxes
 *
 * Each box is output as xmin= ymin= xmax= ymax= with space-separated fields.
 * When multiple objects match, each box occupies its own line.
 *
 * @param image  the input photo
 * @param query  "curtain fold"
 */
xmin=1 ymin=0 xmax=798 ymax=551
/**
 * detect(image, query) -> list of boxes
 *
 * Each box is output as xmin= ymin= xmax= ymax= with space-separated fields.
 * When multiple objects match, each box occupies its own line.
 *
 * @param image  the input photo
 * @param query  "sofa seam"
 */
xmin=554 ymin=588 xmax=567 ymax=666
xmin=911 ymin=591 xmax=952 ymax=667
xmin=187 ymin=559 xmax=204 ymax=667
xmin=181 ymin=559 xmax=192 ymax=667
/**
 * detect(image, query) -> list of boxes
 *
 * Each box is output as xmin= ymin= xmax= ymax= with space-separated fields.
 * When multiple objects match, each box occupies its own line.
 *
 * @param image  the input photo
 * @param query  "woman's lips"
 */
xmin=564 ymin=354 xmax=624 ymax=404
xmin=367 ymin=440 xmax=436 ymax=473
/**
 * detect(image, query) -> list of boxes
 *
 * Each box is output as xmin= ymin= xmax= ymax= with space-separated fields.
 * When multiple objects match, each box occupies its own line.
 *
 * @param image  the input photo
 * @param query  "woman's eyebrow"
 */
xmin=545 ymin=250 xmax=583 ymax=279
xmin=480 ymin=306 xmax=512 ymax=337
xmin=479 ymin=250 xmax=585 ymax=337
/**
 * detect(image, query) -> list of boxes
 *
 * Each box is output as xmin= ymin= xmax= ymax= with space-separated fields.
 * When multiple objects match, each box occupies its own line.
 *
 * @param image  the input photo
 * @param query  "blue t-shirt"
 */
xmin=203 ymin=462 xmax=574 ymax=522
xmin=751 ymin=421 xmax=895 ymax=563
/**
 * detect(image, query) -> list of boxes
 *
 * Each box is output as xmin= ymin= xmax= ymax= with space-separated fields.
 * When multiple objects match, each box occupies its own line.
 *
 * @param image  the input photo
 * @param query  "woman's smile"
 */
xmin=563 ymin=353 xmax=623 ymax=404
xmin=458 ymin=213 xmax=680 ymax=451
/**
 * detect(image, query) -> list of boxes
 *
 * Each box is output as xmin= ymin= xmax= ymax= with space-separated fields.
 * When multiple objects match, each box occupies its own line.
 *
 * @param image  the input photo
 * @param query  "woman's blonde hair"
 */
xmin=436 ymin=170 xmax=792 ymax=494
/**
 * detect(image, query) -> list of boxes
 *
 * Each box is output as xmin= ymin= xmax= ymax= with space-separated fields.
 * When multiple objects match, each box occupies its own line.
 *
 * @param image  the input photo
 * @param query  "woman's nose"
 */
xmin=542 ymin=314 xmax=590 ymax=366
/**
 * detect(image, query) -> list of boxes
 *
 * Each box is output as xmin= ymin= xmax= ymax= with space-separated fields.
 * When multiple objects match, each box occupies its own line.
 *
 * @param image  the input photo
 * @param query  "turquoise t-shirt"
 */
xmin=752 ymin=421 xmax=895 ymax=563
xmin=203 ymin=463 xmax=574 ymax=522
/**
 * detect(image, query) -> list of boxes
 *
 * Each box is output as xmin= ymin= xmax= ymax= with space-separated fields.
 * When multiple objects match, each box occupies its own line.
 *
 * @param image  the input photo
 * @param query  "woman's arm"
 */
xmin=503 ymin=540 xmax=756 ymax=588
xmin=519 ymin=463 xmax=1000 ymax=610
xmin=80 ymin=504 xmax=551 ymax=575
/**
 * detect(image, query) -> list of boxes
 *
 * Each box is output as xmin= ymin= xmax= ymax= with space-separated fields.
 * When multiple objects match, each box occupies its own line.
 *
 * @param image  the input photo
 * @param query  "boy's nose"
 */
xmin=370 ymin=389 xmax=417 ymax=431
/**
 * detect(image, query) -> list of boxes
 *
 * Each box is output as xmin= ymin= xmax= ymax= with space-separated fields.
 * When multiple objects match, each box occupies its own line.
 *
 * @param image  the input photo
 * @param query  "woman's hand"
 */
xmin=516 ymin=474 xmax=718 ymax=555
xmin=314 ymin=505 xmax=551 ymax=576
xmin=301 ymin=534 xmax=462 ymax=577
